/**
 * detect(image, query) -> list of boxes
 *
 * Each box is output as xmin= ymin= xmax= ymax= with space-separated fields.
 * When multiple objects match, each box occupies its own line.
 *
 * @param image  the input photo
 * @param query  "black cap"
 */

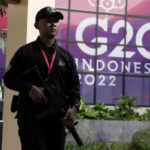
xmin=35 ymin=7 xmax=64 ymax=22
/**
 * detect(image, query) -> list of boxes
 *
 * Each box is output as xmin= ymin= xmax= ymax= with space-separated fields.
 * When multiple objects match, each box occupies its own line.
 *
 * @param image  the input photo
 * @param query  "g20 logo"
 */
xmin=76 ymin=17 xmax=150 ymax=59
xmin=88 ymin=0 xmax=125 ymax=11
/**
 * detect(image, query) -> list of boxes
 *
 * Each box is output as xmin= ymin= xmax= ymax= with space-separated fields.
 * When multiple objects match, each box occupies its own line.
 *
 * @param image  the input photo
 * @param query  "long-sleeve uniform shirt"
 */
xmin=4 ymin=37 xmax=80 ymax=118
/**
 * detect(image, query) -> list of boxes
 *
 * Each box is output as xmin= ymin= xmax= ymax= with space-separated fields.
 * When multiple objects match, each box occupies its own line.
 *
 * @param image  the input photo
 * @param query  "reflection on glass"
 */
xmin=96 ymin=75 xmax=122 ymax=104
xmin=125 ymin=77 xmax=150 ymax=106
xmin=57 ymin=41 xmax=67 ymax=50
xmin=97 ymin=45 xmax=124 ymax=74
xmin=98 ymin=15 xmax=125 ymax=45
xmin=99 ymin=0 xmax=125 ymax=14
xmin=124 ymin=46 xmax=150 ymax=76
xmin=126 ymin=17 xmax=150 ymax=47
xmin=55 ymin=0 xmax=68 ymax=8
xmin=55 ymin=10 xmax=68 ymax=40
xmin=71 ymin=0 xmax=97 ymax=12
xmin=80 ymin=74 xmax=94 ymax=104
xmin=69 ymin=42 xmax=96 ymax=73
xmin=70 ymin=12 xmax=97 ymax=42
xmin=127 ymin=0 xmax=149 ymax=16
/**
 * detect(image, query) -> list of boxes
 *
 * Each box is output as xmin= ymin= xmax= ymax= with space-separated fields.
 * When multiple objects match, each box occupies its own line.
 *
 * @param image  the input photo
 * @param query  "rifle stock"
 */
xmin=67 ymin=124 xmax=83 ymax=146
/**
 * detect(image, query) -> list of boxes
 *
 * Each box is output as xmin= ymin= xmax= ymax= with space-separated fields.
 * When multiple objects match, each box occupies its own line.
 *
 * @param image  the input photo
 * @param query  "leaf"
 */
xmin=116 ymin=99 xmax=124 ymax=104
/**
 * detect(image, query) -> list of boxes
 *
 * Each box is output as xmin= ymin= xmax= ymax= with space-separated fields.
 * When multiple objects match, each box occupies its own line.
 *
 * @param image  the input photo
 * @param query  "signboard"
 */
xmin=56 ymin=0 xmax=150 ymax=105
xmin=0 ymin=7 xmax=7 ymax=80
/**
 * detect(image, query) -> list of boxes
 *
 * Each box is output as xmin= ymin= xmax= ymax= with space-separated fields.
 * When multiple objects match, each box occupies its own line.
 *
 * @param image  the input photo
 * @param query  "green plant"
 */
xmin=65 ymin=138 xmax=130 ymax=150
xmin=132 ymin=128 xmax=150 ymax=150
xmin=76 ymin=96 xmax=100 ymax=119
xmin=110 ymin=95 xmax=140 ymax=120
xmin=93 ymin=102 xmax=113 ymax=120
xmin=76 ymin=95 xmax=150 ymax=121
xmin=139 ymin=109 xmax=150 ymax=121
xmin=76 ymin=97 xmax=113 ymax=120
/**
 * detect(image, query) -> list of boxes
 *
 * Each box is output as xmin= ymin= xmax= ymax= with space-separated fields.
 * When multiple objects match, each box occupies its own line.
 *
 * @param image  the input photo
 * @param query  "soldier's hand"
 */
xmin=29 ymin=85 xmax=47 ymax=103
xmin=63 ymin=106 xmax=77 ymax=127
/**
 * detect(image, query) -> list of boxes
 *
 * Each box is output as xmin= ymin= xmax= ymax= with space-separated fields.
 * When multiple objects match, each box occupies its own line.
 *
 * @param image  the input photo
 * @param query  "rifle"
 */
xmin=36 ymin=83 xmax=83 ymax=146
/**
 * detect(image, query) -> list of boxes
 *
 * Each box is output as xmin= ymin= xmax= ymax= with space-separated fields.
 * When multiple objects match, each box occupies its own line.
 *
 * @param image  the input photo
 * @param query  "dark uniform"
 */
xmin=4 ymin=37 xmax=80 ymax=150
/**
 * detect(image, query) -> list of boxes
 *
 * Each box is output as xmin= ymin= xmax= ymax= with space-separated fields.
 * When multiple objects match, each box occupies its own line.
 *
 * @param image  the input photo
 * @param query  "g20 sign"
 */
xmin=74 ymin=17 xmax=150 ymax=90
xmin=56 ymin=0 xmax=150 ymax=105
xmin=76 ymin=18 xmax=150 ymax=60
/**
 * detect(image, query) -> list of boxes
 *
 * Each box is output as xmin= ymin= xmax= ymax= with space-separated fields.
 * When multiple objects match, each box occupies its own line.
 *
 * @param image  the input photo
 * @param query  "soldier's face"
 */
xmin=35 ymin=17 xmax=59 ymax=39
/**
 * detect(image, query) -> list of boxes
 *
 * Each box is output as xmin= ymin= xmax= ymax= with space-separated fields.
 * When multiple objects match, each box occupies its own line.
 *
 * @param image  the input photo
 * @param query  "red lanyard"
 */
xmin=41 ymin=49 xmax=56 ymax=81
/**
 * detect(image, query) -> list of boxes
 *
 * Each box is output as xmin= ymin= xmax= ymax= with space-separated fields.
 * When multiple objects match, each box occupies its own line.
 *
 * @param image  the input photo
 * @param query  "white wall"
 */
xmin=26 ymin=0 xmax=55 ymax=43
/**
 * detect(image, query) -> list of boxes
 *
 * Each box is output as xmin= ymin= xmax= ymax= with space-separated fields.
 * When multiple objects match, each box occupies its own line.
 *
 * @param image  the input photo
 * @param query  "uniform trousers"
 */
xmin=17 ymin=117 xmax=66 ymax=150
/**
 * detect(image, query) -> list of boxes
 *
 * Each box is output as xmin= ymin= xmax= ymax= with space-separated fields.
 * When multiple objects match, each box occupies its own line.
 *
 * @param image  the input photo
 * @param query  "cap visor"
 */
xmin=56 ymin=12 xmax=64 ymax=19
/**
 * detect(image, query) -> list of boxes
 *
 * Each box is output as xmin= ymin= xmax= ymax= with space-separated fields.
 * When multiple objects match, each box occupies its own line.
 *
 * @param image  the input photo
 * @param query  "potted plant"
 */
xmin=67 ymin=95 xmax=150 ymax=143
